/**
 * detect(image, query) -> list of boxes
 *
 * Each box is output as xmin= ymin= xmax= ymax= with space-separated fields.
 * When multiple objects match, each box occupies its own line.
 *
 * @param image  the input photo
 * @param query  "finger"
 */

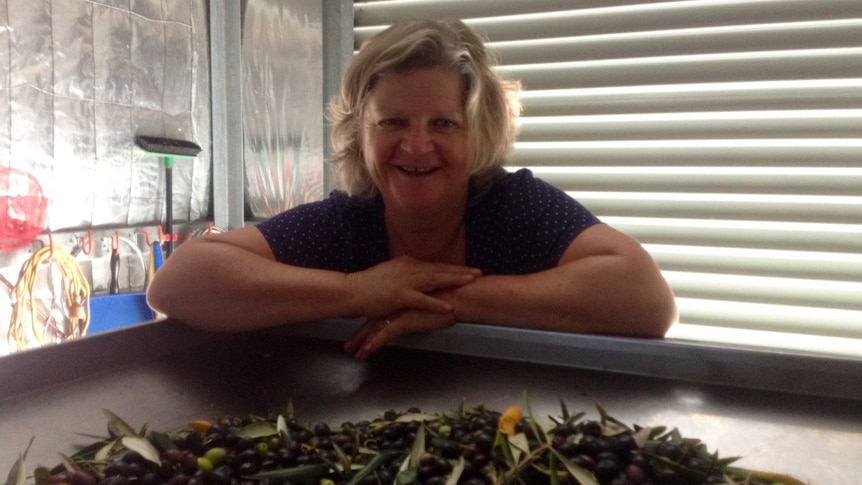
xmin=354 ymin=319 xmax=397 ymax=360
xmin=343 ymin=319 xmax=377 ymax=353
xmin=404 ymin=292 xmax=455 ymax=314
xmin=416 ymin=271 xmax=480 ymax=293
xmin=429 ymin=264 xmax=482 ymax=276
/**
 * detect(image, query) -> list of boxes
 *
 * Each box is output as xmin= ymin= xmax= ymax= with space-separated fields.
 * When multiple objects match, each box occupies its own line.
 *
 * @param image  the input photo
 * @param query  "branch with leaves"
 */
xmin=5 ymin=397 xmax=807 ymax=485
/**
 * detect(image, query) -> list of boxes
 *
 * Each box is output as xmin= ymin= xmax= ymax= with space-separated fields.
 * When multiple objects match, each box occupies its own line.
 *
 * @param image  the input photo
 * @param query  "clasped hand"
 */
xmin=343 ymin=256 xmax=480 ymax=360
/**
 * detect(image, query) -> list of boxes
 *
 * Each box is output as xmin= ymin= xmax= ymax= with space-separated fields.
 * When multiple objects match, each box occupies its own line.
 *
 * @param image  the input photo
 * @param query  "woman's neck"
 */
xmin=386 ymin=209 xmax=467 ymax=265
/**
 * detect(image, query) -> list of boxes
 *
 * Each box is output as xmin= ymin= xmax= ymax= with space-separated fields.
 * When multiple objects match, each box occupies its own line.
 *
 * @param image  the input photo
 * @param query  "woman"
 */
xmin=147 ymin=18 xmax=677 ymax=360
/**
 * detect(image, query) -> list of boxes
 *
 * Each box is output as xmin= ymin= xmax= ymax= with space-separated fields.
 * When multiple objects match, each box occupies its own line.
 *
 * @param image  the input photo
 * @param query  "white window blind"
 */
xmin=353 ymin=0 xmax=862 ymax=357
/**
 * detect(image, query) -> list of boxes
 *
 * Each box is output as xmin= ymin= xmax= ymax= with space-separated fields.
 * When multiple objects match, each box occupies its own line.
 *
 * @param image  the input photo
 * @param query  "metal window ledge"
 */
xmin=275 ymin=318 xmax=862 ymax=401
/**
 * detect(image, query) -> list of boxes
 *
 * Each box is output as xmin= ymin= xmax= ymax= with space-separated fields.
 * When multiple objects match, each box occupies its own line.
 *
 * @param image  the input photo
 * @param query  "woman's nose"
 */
xmin=401 ymin=125 xmax=433 ymax=155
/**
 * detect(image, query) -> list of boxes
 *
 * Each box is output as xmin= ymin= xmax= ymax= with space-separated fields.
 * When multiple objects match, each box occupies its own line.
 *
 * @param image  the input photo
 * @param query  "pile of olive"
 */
xmin=540 ymin=420 xmax=725 ymax=485
xmin=42 ymin=406 xmax=787 ymax=485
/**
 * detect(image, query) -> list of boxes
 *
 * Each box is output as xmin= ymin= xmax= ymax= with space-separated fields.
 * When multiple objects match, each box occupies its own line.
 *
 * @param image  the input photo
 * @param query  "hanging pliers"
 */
xmin=109 ymin=232 xmax=120 ymax=295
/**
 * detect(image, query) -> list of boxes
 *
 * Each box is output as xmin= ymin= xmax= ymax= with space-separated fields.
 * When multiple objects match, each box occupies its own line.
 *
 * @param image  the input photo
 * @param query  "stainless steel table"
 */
xmin=1 ymin=319 xmax=860 ymax=484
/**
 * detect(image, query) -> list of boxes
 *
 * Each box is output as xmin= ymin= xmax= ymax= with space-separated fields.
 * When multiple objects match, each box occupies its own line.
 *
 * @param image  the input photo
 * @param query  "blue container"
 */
xmin=87 ymin=292 xmax=156 ymax=334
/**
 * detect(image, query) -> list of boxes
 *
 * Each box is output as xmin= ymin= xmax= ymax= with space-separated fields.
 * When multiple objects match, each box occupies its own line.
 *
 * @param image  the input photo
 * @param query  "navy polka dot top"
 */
xmin=256 ymin=168 xmax=601 ymax=275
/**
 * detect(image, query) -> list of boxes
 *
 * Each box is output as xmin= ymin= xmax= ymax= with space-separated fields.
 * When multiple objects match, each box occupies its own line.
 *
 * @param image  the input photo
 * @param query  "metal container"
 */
xmin=1 ymin=320 xmax=860 ymax=484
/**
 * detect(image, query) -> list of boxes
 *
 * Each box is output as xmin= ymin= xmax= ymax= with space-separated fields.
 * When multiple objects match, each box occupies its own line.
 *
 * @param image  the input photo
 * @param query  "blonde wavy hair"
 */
xmin=328 ymin=18 xmax=522 ymax=200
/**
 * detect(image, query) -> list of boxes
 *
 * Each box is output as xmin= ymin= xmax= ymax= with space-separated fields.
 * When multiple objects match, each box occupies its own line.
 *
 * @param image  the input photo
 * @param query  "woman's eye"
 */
xmin=379 ymin=118 xmax=404 ymax=128
xmin=434 ymin=119 xmax=456 ymax=129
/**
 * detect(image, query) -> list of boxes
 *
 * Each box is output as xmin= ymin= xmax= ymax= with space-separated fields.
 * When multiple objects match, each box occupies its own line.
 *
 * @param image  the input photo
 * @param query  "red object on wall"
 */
xmin=0 ymin=168 xmax=48 ymax=251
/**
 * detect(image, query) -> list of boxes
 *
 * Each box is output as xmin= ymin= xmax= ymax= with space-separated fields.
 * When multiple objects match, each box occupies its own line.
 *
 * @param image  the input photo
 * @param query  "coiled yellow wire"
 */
xmin=8 ymin=244 xmax=90 ymax=351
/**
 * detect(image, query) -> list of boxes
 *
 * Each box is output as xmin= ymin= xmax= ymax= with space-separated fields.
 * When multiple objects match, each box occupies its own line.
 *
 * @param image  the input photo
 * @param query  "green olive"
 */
xmin=203 ymin=447 xmax=227 ymax=467
xmin=196 ymin=458 xmax=212 ymax=472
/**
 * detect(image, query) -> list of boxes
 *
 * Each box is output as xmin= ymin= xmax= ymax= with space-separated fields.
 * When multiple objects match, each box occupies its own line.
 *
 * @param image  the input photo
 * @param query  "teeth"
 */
xmin=400 ymin=166 xmax=435 ymax=173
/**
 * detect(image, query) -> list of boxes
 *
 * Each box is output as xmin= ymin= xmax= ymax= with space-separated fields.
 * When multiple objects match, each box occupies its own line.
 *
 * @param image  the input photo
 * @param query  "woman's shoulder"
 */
xmin=468 ymin=167 xmax=600 ymax=237
xmin=256 ymin=191 xmax=383 ymax=243
xmin=478 ymin=168 xmax=568 ymax=210
xmin=256 ymin=191 xmax=386 ymax=270
xmin=268 ymin=190 xmax=380 ymax=219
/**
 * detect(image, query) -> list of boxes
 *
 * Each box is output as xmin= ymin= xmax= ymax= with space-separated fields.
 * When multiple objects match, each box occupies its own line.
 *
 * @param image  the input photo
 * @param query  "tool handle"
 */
xmin=152 ymin=242 xmax=163 ymax=271
xmin=165 ymin=163 xmax=173 ymax=257
xmin=110 ymin=250 xmax=120 ymax=295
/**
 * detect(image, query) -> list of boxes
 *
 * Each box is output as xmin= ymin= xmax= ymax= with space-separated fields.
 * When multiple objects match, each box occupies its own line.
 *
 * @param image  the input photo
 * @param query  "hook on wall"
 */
xmin=80 ymin=230 xmax=93 ymax=256
xmin=31 ymin=233 xmax=54 ymax=258
xmin=111 ymin=231 xmax=120 ymax=255
xmin=157 ymin=225 xmax=177 ymax=245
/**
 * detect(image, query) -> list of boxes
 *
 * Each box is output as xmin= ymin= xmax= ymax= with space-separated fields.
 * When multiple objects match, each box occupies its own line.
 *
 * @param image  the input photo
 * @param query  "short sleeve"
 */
xmin=465 ymin=169 xmax=601 ymax=275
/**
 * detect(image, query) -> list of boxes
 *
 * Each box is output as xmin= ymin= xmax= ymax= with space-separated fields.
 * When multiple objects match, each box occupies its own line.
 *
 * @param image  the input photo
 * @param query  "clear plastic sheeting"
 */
xmin=242 ymin=0 xmax=325 ymax=218
xmin=0 ymin=0 xmax=211 ymax=233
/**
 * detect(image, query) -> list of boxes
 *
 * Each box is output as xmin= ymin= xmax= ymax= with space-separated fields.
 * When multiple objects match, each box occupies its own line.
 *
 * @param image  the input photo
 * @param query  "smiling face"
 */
xmin=359 ymin=68 xmax=472 ymax=221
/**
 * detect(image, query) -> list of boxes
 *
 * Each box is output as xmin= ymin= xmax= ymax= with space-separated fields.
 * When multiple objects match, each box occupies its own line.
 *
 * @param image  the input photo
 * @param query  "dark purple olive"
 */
xmin=625 ymin=463 xmax=646 ymax=484
xmin=580 ymin=421 xmax=603 ymax=437
xmin=161 ymin=448 xmax=184 ymax=464
xmin=594 ymin=458 xmax=621 ymax=481
xmin=167 ymin=474 xmax=190 ymax=485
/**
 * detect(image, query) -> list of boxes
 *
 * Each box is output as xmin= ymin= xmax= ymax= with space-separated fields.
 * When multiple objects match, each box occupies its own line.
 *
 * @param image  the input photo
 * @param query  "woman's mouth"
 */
xmin=397 ymin=165 xmax=438 ymax=175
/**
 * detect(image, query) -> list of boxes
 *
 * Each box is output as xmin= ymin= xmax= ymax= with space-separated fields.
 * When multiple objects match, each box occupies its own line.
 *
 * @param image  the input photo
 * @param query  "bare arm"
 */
xmin=448 ymin=224 xmax=677 ymax=337
xmin=146 ymin=226 xmax=479 ymax=332
xmin=344 ymin=224 xmax=677 ymax=359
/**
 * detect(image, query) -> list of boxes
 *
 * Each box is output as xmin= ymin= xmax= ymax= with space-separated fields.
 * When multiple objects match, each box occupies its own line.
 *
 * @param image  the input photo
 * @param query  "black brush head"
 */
xmin=135 ymin=135 xmax=202 ymax=157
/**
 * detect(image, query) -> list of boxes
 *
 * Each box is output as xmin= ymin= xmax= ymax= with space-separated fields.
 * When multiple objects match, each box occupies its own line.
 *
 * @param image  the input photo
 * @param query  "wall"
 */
xmin=0 ymin=0 xmax=330 ymax=355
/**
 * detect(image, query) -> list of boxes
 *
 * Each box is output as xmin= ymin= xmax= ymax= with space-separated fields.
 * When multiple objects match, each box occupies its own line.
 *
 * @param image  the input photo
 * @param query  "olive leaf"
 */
xmin=632 ymin=426 xmax=651 ymax=449
xmin=68 ymin=436 xmax=112 ymax=463
xmin=330 ymin=441 xmax=354 ymax=479
xmin=343 ymin=451 xmax=399 ymax=485
xmin=494 ymin=432 xmax=515 ymax=467
xmin=244 ymin=463 xmax=332 ymax=482
xmin=443 ymin=456 xmax=464 ymax=485
xmin=277 ymin=415 xmax=289 ymax=444
xmin=648 ymin=425 xmax=667 ymax=439
xmin=395 ymin=412 xmax=440 ymax=423
xmin=5 ymin=453 xmax=25 ymax=485
xmin=727 ymin=468 xmax=809 ymax=485
xmin=313 ymin=448 xmax=345 ymax=480
xmin=394 ymin=469 xmax=417 ymax=485
xmin=393 ymin=425 xmax=426 ymax=485
xmin=559 ymin=400 xmax=570 ymax=422
xmin=235 ymin=420 xmax=278 ymax=439
xmin=521 ymin=392 xmax=547 ymax=445
xmin=716 ymin=456 xmax=742 ymax=467
xmin=283 ymin=400 xmax=295 ymax=421
xmin=569 ymin=411 xmax=586 ymax=425
xmin=453 ymin=401 xmax=465 ymax=420
xmin=655 ymin=427 xmax=684 ymax=444
xmin=120 ymin=436 xmax=161 ymax=465
xmin=505 ymin=433 xmax=530 ymax=464
xmin=550 ymin=448 xmax=600 ymax=485
xmin=406 ymin=425 xmax=427 ymax=470
xmin=95 ymin=440 xmax=116 ymax=463
xmin=592 ymin=401 xmax=630 ymax=435
xmin=103 ymin=410 xmax=139 ymax=438
xmin=548 ymin=452 xmax=561 ymax=485
xmin=57 ymin=454 xmax=77 ymax=472
xmin=595 ymin=400 xmax=609 ymax=426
